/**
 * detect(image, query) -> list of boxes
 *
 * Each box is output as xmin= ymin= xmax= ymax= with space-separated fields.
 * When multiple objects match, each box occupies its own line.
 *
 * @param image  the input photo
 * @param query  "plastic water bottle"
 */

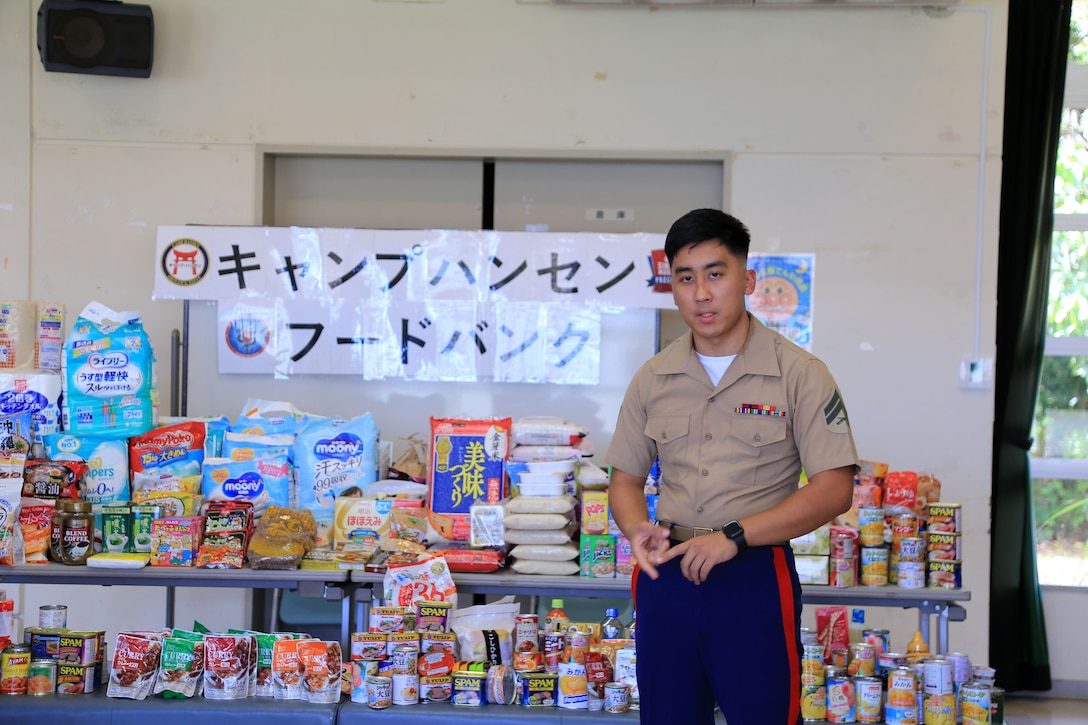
xmin=601 ymin=607 xmax=626 ymax=639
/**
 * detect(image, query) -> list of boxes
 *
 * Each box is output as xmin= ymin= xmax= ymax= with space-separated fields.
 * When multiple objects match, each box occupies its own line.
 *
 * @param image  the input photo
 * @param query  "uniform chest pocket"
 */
xmin=644 ymin=415 xmax=691 ymax=481
xmin=728 ymin=415 xmax=790 ymax=485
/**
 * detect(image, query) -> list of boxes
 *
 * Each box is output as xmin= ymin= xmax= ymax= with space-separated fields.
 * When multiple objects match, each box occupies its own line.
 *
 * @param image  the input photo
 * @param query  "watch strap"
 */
xmin=722 ymin=520 xmax=747 ymax=553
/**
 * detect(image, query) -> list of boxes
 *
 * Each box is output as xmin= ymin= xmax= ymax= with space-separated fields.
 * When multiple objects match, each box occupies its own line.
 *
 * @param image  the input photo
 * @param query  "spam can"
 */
xmin=959 ymin=682 xmax=991 ymax=725
xmin=56 ymin=662 xmax=95 ymax=695
xmin=415 ymin=601 xmax=453 ymax=634
xmin=927 ymin=532 xmax=962 ymax=561
xmin=58 ymin=632 xmax=99 ymax=665
xmin=451 ymin=670 xmax=487 ymax=706
xmin=518 ymin=671 xmax=558 ymax=707
xmin=927 ymin=559 xmax=963 ymax=590
xmin=926 ymin=503 xmax=962 ymax=533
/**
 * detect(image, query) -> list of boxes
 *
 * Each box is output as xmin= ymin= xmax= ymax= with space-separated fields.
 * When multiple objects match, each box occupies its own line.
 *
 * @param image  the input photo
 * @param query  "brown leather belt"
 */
xmin=656 ymin=520 xmax=718 ymax=542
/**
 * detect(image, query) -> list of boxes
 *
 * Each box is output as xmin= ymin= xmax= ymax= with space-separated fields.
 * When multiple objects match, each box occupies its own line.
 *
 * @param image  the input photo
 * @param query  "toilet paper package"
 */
xmin=0 ymin=370 xmax=62 ymax=437
xmin=0 ymin=301 xmax=65 ymax=371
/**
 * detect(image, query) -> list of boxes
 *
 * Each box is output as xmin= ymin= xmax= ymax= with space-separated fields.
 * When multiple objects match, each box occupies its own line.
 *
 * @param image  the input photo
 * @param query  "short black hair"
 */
xmin=664 ymin=208 xmax=751 ymax=265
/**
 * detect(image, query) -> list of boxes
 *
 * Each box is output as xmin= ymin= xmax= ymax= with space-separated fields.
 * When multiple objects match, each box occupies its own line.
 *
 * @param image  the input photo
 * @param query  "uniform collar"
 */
xmin=655 ymin=313 xmax=783 ymax=387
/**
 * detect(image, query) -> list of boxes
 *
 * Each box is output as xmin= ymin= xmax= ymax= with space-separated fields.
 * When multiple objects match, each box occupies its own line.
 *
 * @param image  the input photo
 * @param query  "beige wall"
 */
xmin=8 ymin=0 xmax=1083 ymax=685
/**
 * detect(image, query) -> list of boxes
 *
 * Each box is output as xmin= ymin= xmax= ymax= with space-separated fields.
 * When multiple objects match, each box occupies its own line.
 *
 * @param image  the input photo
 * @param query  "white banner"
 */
xmin=155 ymin=226 xmax=673 ymax=309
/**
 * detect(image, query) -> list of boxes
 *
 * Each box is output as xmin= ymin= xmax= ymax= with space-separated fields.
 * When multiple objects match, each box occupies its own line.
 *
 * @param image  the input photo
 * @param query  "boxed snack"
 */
xmin=150 ymin=516 xmax=202 ymax=567
xmin=580 ymin=490 xmax=609 ymax=535
xmin=791 ymin=524 xmax=831 ymax=556
xmin=579 ymin=534 xmax=615 ymax=578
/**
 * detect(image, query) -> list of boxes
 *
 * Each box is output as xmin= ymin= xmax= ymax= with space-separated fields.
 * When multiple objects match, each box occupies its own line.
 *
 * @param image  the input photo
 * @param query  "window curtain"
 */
xmin=990 ymin=0 xmax=1071 ymax=693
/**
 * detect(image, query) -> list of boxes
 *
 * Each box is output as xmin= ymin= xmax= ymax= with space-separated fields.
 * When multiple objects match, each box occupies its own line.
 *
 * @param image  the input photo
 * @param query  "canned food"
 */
xmin=351 ymin=632 xmax=387 ymax=661
xmin=800 ymin=626 xmax=819 ymax=646
xmin=858 ymin=507 xmax=885 ymax=547
xmin=27 ymin=659 xmax=57 ymax=696
xmin=39 ymin=604 xmax=67 ymax=630
xmin=392 ymin=672 xmax=419 ymax=705
xmin=944 ymin=652 xmax=971 ymax=683
xmin=927 ymin=559 xmax=963 ymax=589
xmin=856 ymin=675 xmax=883 ymax=722
xmin=899 ymin=536 xmax=926 ymax=562
xmin=415 ymin=601 xmax=453 ymax=634
xmin=369 ymin=606 xmax=405 ymax=634
xmin=604 ymin=682 xmax=630 ymax=713
xmin=988 ymin=685 xmax=1004 ymax=723
xmin=922 ymin=691 xmax=956 ymax=725
xmin=860 ymin=546 xmax=889 ymax=586
xmin=877 ymin=651 xmax=908 ymax=681
xmin=56 ymin=662 xmax=94 ymax=695
xmin=959 ymin=682 xmax=991 ymax=725
xmin=830 ymin=556 xmax=856 ymax=588
xmin=514 ymin=614 xmax=539 ymax=653
xmin=420 ymin=674 xmax=452 ymax=702
xmin=487 ymin=664 xmax=517 ymax=705
xmin=923 ymin=658 xmax=954 ymax=695
xmin=543 ymin=632 xmax=565 ymax=673
xmin=385 ymin=632 xmax=419 ymax=658
xmin=830 ymin=532 xmax=855 ymax=559
xmin=26 ymin=628 xmax=63 ymax=660
xmin=862 ymin=628 xmax=890 ymax=655
xmin=451 ymin=670 xmax=487 ymax=706
xmin=518 ymin=672 xmax=557 ymax=707
xmin=58 ymin=632 xmax=99 ymax=665
xmin=926 ymin=532 xmax=962 ymax=561
xmin=830 ymin=648 xmax=849 ymax=668
xmin=800 ymin=683 xmax=827 ymax=721
xmin=801 ymin=643 xmax=826 ymax=686
xmin=898 ymin=560 xmax=927 ymax=588
xmin=366 ymin=674 xmax=393 ymax=709
xmin=1 ymin=643 xmax=31 ymax=695
xmin=391 ymin=644 xmax=418 ymax=675
xmin=971 ymin=664 xmax=996 ymax=686
xmin=848 ymin=642 xmax=877 ymax=677
xmin=826 ymin=673 xmax=856 ymax=723
xmin=513 ymin=649 xmax=543 ymax=672
xmin=891 ymin=513 xmax=919 ymax=545
xmin=926 ymin=503 xmax=962 ymax=533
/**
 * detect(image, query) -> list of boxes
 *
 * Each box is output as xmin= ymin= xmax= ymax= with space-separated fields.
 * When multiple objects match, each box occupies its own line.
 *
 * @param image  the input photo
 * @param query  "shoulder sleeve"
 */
xmin=790 ymin=358 xmax=860 ymax=477
xmin=605 ymin=362 xmax=657 ymax=479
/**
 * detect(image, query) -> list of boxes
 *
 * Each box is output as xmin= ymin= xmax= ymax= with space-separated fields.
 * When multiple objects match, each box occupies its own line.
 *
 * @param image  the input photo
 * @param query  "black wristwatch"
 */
xmin=722 ymin=520 xmax=748 ymax=553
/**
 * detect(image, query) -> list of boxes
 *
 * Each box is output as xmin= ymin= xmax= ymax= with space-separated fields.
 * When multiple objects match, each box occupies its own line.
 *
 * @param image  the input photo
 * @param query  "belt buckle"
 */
xmin=692 ymin=526 xmax=714 ymax=537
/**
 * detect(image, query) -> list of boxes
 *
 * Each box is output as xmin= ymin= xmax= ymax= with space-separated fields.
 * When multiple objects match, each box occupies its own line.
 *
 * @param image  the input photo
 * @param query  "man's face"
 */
xmin=670 ymin=240 xmax=755 ymax=356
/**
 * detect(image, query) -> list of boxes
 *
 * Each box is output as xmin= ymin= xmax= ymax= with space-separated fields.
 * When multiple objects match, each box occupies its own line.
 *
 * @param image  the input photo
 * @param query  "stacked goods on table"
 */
xmin=790 ymin=460 xmax=965 ymax=591
xmin=0 ymin=598 xmax=341 ymax=702
xmin=800 ymin=606 xmax=1004 ymax=724
xmin=348 ymin=594 xmax=636 ymax=713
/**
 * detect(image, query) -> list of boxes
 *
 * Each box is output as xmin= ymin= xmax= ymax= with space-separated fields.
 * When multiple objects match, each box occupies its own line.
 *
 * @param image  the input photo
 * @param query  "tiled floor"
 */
xmin=1004 ymin=696 xmax=1088 ymax=724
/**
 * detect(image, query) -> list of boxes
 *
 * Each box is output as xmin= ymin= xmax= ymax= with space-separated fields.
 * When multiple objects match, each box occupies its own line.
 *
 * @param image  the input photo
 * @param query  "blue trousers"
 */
xmin=634 ymin=545 xmax=802 ymax=725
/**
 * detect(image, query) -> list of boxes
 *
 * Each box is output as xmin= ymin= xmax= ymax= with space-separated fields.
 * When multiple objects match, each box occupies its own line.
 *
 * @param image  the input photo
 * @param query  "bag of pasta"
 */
xmin=247 ymin=506 xmax=317 ymax=570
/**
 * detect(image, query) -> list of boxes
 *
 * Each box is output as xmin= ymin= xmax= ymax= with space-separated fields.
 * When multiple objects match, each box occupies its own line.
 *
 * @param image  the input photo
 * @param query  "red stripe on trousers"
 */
xmin=773 ymin=546 xmax=801 ymax=725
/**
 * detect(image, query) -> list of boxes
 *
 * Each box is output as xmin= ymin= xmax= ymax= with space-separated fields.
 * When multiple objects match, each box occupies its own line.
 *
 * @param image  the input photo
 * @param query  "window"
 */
xmin=1032 ymin=2 xmax=1088 ymax=587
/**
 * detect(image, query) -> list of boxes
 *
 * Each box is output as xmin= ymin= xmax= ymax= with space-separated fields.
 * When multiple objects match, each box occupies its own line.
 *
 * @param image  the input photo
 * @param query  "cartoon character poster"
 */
xmin=747 ymin=254 xmax=814 ymax=351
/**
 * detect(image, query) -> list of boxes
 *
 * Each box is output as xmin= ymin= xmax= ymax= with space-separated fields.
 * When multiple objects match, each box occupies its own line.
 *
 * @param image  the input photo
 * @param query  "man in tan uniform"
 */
xmin=607 ymin=208 xmax=859 ymax=725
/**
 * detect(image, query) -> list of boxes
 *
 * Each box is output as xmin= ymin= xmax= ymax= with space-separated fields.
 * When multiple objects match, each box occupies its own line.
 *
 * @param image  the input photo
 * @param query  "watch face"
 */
xmin=723 ymin=521 xmax=743 ymax=539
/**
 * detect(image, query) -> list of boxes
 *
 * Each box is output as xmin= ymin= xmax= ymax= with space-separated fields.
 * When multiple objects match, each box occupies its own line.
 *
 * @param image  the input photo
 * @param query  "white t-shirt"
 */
xmin=696 ymin=351 xmax=736 ymax=387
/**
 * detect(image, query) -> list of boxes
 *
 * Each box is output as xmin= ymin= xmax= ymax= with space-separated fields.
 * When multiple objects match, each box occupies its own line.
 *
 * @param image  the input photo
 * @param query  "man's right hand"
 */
xmin=628 ymin=520 xmax=672 ymax=580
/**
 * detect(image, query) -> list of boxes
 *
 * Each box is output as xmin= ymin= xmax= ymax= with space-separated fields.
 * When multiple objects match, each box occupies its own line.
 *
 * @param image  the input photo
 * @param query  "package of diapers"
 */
xmin=62 ymin=302 xmax=156 ymax=437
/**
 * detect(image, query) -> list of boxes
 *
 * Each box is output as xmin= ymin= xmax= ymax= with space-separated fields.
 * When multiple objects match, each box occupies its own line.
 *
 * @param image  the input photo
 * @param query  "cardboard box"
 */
xmin=791 ymin=523 xmax=831 ymax=555
xmin=795 ymin=554 xmax=830 ymax=585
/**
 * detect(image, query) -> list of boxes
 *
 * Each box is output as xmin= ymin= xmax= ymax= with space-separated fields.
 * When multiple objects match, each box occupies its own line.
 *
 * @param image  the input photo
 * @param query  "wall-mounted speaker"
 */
xmin=37 ymin=0 xmax=154 ymax=78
